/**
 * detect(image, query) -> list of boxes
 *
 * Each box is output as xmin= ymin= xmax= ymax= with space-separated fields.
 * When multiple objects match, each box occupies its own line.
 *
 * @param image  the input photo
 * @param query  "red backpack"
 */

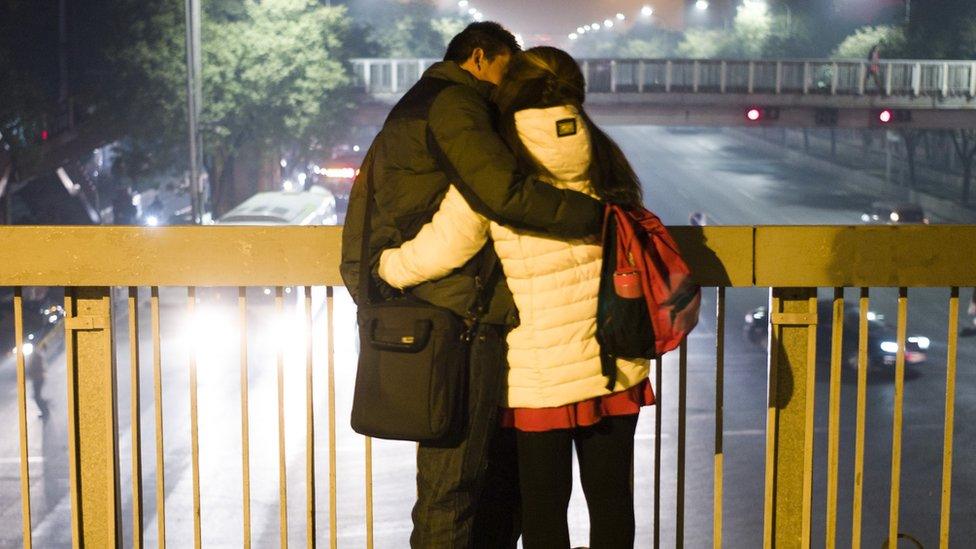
xmin=596 ymin=204 xmax=701 ymax=387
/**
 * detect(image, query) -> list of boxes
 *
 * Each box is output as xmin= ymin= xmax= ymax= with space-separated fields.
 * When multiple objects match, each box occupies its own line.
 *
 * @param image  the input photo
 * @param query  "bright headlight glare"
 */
xmin=880 ymin=341 xmax=898 ymax=353
xmin=908 ymin=336 xmax=930 ymax=350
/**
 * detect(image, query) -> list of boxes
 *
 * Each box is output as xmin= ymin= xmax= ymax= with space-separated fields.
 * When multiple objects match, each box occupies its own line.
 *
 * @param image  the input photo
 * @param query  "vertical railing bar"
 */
xmin=305 ymin=286 xmax=316 ymax=548
xmin=653 ymin=356 xmax=663 ymax=549
xmin=676 ymin=340 xmax=688 ymax=548
xmin=188 ymin=287 xmax=202 ymax=549
xmin=886 ymin=63 xmax=894 ymax=96
xmin=13 ymin=288 xmax=33 ymax=549
xmin=830 ymin=62 xmax=838 ymax=95
xmin=239 ymin=288 xmax=252 ymax=549
xmin=762 ymin=290 xmax=779 ymax=549
xmin=64 ymin=289 xmax=82 ymax=545
xmin=748 ymin=61 xmax=755 ymax=94
xmin=825 ymin=288 xmax=844 ymax=548
xmin=939 ymin=287 xmax=960 ymax=549
xmin=326 ymin=287 xmax=337 ymax=549
xmin=276 ymin=287 xmax=289 ymax=549
xmin=151 ymin=287 xmax=166 ymax=547
xmin=887 ymin=287 xmax=908 ymax=548
xmin=850 ymin=288 xmax=869 ymax=549
xmin=713 ymin=287 xmax=725 ymax=549
xmin=365 ymin=437 xmax=374 ymax=549
xmin=801 ymin=293 xmax=818 ymax=545
xmin=128 ymin=287 xmax=145 ymax=548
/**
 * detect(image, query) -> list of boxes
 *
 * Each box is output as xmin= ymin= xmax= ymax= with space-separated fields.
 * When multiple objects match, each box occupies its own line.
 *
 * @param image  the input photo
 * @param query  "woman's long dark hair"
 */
xmin=493 ymin=46 xmax=643 ymax=208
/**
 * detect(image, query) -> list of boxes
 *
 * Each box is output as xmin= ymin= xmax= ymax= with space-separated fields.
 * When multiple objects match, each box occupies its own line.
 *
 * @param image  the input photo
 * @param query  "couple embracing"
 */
xmin=341 ymin=22 xmax=654 ymax=549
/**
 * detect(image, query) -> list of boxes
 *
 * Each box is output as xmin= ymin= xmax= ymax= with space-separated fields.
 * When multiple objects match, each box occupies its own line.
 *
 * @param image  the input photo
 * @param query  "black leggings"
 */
xmin=516 ymin=414 xmax=639 ymax=549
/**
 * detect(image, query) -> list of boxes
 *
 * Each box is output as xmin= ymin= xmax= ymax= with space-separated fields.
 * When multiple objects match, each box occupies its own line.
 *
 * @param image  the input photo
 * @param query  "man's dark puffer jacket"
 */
xmin=340 ymin=60 xmax=602 ymax=325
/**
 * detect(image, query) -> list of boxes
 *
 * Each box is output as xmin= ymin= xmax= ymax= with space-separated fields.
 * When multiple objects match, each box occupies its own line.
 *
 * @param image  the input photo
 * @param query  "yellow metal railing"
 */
xmin=2 ymin=224 xmax=975 ymax=548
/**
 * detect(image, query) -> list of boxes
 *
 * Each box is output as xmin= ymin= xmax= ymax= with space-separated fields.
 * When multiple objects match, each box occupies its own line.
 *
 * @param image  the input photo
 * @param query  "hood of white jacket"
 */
xmin=514 ymin=105 xmax=591 ymax=183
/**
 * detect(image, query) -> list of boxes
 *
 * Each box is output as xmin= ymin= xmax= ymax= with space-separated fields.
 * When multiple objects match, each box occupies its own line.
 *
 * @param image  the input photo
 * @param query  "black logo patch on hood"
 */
xmin=556 ymin=118 xmax=578 ymax=137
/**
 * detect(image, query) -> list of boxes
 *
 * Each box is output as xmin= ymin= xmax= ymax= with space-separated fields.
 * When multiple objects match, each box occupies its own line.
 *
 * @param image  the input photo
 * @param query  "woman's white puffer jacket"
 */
xmin=379 ymin=105 xmax=649 ymax=408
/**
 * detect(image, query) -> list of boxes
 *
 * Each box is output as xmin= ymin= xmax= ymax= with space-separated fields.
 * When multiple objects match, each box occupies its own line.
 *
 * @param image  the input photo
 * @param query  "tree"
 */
xmin=349 ymin=0 xmax=465 ymax=58
xmin=676 ymin=2 xmax=772 ymax=59
xmin=902 ymin=0 xmax=976 ymax=59
xmin=111 ymin=0 xmax=357 ymax=214
xmin=675 ymin=29 xmax=729 ymax=58
xmin=831 ymin=25 xmax=906 ymax=59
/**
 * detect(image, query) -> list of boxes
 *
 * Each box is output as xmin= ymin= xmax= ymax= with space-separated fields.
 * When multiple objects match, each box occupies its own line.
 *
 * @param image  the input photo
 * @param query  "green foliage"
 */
xmin=831 ymin=25 xmax=906 ymax=60
xmin=108 ymin=0 xmax=356 ymax=208
xmin=350 ymin=1 xmax=465 ymax=58
xmin=676 ymin=2 xmax=773 ymax=59
xmin=569 ymin=25 xmax=681 ymax=59
xmin=902 ymin=0 xmax=976 ymax=58
xmin=675 ymin=29 xmax=729 ymax=58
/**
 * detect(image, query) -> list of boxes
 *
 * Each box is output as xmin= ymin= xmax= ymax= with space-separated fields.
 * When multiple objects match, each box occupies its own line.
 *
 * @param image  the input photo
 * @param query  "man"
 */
xmin=866 ymin=44 xmax=884 ymax=93
xmin=27 ymin=341 xmax=50 ymax=420
xmin=340 ymin=22 xmax=603 ymax=548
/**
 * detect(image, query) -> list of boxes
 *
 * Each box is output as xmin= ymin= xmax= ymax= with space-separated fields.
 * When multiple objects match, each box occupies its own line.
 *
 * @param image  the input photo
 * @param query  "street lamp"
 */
xmin=696 ymin=0 xmax=709 ymax=11
xmin=616 ymin=13 xmax=626 ymax=21
xmin=603 ymin=19 xmax=614 ymax=28
xmin=641 ymin=5 xmax=654 ymax=17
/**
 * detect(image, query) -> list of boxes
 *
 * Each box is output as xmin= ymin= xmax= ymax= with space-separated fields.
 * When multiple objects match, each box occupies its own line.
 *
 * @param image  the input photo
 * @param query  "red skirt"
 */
xmin=500 ymin=378 xmax=655 ymax=432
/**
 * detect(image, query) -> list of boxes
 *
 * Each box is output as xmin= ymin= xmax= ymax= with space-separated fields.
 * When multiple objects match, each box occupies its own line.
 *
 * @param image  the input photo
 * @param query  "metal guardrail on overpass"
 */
xmin=2 ymin=224 xmax=975 ymax=548
xmin=353 ymin=57 xmax=976 ymax=100
xmin=352 ymin=58 xmax=976 ymax=128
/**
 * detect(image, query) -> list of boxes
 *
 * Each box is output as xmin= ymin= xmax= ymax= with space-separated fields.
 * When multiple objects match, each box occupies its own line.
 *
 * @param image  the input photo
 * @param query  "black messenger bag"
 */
xmin=350 ymin=154 xmax=499 ymax=442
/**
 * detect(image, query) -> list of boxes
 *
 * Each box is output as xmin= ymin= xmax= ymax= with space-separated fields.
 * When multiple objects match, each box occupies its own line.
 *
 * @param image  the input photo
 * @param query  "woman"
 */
xmin=378 ymin=46 xmax=653 ymax=548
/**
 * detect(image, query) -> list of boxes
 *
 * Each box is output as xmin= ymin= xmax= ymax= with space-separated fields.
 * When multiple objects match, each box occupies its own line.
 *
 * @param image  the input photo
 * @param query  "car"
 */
xmin=311 ymin=153 xmax=364 ymax=207
xmin=743 ymin=300 xmax=929 ymax=369
xmin=216 ymin=187 xmax=338 ymax=227
xmin=860 ymin=202 xmax=929 ymax=224
xmin=205 ymin=188 xmax=337 ymax=306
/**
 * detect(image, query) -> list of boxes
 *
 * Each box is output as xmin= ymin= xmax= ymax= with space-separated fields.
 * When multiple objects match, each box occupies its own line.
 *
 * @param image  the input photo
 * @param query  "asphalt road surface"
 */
xmin=1 ymin=126 xmax=974 ymax=548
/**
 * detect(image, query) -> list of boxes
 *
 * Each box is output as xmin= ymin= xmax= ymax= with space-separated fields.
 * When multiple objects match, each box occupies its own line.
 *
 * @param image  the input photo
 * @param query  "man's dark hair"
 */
xmin=443 ymin=22 xmax=520 ymax=63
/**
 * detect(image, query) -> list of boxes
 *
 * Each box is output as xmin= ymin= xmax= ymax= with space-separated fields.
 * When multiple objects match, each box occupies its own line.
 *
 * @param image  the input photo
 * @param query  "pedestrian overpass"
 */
xmin=2 ymin=224 xmax=974 ymax=547
xmin=352 ymin=57 xmax=976 ymax=128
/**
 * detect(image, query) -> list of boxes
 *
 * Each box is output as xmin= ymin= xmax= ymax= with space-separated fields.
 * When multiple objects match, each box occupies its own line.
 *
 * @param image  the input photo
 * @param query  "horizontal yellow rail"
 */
xmin=2 ymin=225 xmax=975 ymax=287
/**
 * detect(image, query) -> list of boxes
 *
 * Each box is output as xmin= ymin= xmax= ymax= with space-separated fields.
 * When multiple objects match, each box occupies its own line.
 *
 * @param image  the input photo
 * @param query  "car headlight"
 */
xmin=880 ymin=341 xmax=898 ymax=353
xmin=908 ymin=336 xmax=930 ymax=350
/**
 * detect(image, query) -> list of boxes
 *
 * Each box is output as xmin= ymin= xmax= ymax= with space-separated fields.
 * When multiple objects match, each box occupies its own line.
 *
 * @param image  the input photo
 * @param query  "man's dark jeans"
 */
xmin=410 ymin=323 xmax=521 ymax=548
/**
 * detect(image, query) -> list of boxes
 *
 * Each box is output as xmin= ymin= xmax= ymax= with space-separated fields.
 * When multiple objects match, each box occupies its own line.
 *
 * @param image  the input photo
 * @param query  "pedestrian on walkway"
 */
xmin=27 ymin=341 xmax=50 ymax=420
xmin=866 ymin=44 xmax=884 ymax=94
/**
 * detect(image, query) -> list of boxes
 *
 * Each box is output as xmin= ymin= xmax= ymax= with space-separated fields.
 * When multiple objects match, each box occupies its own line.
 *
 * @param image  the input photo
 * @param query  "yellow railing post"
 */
xmin=763 ymin=287 xmax=817 ymax=549
xmin=64 ymin=286 xmax=121 ymax=547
